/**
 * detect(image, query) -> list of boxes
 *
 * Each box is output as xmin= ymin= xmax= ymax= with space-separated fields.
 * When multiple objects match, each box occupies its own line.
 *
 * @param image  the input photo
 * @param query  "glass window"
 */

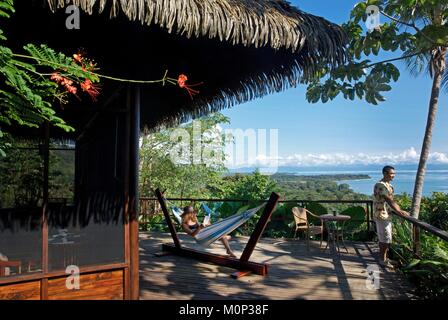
xmin=0 ymin=145 xmax=43 ymax=279
xmin=0 ymin=207 xmax=43 ymax=278
xmin=47 ymin=194 xmax=125 ymax=272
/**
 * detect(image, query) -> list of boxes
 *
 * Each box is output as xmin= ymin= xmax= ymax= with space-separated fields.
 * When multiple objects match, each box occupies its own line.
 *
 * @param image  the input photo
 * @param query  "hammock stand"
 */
xmin=154 ymin=188 xmax=280 ymax=278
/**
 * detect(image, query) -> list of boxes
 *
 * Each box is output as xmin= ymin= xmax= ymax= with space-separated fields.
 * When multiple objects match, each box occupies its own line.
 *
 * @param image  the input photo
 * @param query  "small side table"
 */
xmin=320 ymin=214 xmax=351 ymax=253
xmin=0 ymin=260 xmax=22 ymax=277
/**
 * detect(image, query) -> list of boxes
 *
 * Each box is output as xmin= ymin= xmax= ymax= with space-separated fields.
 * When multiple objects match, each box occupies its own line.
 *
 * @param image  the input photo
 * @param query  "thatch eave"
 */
xmin=47 ymin=0 xmax=310 ymax=51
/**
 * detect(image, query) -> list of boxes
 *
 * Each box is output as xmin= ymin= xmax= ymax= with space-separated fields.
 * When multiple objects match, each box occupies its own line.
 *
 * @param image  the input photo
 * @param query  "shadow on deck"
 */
xmin=139 ymin=232 xmax=415 ymax=300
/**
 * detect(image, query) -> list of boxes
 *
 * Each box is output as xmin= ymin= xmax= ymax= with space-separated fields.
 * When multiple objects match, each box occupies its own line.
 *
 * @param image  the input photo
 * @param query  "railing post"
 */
xmin=413 ymin=225 xmax=421 ymax=256
xmin=155 ymin=188 xmax=181 ymax=249
xmin=365 ymin=202 xmax=370 ymax=233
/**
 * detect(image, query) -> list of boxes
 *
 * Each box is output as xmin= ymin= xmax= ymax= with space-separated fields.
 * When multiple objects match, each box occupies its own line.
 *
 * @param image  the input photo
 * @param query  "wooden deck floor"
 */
xmin=139 ymin=232 xmax=415 ymax=300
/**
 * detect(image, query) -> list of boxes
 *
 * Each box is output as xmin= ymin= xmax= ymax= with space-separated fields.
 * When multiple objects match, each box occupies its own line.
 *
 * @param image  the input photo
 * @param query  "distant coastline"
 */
xmin=272 ymin=173 xmax=371 ymax=181
xmin=228 ymin=164 xmax=448 ymax=196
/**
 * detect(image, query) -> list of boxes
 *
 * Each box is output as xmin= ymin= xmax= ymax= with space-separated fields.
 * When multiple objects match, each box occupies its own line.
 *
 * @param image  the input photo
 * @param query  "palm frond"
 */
xmin=442 ymin=55 xmax=448 ymax=93
xmin=403 ymin=49 xmax=431 ymax=78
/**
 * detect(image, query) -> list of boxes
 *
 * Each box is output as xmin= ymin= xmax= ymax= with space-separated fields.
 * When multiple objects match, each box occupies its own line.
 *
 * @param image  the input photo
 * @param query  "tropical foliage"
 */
xmin=391 ymin=216 xmax=448 ymax=299
xmin=0 ymin=138 xmax=75 ymax=208
xmin=394 ymin=192 xmax=448 ymax=298
xmin=271 ymin=173 xmax=370 ymax=201
xmin=396 ymin=192 xmax=448 ymax=231
xmin=305 ymin=0 xmax=448 ymax=218
xmin=0 ymin=0 xmax=100 ymax=156
xmin=139 ymin=112 xmax=230 ymax=199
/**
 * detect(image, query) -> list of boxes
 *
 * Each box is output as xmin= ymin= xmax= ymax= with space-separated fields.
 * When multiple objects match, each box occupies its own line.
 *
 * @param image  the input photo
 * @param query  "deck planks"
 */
xmin=139 ymin=232 xmax=415 ymax=300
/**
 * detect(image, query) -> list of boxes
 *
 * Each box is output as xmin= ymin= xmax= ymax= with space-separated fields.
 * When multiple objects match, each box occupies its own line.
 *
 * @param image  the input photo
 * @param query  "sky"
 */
xmin=218 ymin=0 xmax=448 ymax=168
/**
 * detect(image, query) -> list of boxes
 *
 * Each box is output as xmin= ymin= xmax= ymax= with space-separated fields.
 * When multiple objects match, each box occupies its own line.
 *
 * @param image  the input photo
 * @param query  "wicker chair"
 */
xmin=292 ymin=207 xmax=324 ymax=250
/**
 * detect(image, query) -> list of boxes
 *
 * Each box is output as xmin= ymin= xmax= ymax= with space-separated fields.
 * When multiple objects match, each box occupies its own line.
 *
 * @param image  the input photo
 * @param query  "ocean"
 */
xmin=230 ymin=164 xmax=448 ymax=196
xmin=293 ymin=164 xmax=448 ymax=196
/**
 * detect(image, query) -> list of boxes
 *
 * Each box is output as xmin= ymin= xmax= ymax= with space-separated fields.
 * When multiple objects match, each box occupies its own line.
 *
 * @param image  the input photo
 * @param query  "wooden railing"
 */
xmin=140 ymin=196 xmax=448 ymax=254
xmin=139 ymin=197 xmax=374 ymax=232
xmin=392 ymin=212 xmax=448 ymax=256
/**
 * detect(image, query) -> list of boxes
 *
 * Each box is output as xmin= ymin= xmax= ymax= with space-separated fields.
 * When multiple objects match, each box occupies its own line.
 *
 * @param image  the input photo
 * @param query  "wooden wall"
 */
xmin=0 ymin=281 xmax=41 ymax=300
xmin=1 ymin=88 xmax=140 ymax=300
xmin=47 ymin=270 xmax=124 ymax=300
xmin=0 ymin=269 xmax=125 ymax=300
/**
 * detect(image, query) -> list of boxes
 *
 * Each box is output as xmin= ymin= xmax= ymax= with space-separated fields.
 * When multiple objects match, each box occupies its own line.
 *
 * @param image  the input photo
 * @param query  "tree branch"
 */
xmin=380 ymin=11 xmax=440 ymax=46
xmin=380 ymin=10 xmax=418 ymax=29
xmin=13 ymin=53 xmax=178 ymax=85
xmin=364 ymin=51 xmax=423 ymax=68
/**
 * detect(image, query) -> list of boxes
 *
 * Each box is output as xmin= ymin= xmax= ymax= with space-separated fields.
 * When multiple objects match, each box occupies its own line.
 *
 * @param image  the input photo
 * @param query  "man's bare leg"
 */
xmin=379 ymin=242 xmax=386 ymax=261
xmin=379 ymin=242 xmax=392 ymax=267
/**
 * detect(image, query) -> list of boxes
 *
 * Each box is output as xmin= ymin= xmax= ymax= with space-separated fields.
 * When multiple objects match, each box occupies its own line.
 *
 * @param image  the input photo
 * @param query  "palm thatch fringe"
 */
xmin=47 ymin=0 xmax=346 ymax=57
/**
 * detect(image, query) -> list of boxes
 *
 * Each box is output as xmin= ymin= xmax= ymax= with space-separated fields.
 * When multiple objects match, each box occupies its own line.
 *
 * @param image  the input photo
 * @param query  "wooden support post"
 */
xmin=41 ymin=121 xmax=49 ymax=300
xmin=128 ymin=85 xmax=140 ymax=300
xmin=231 ymin=270 xmax=252 ymax=279
xmin=156 ymin=191 xmax=279 ymax=278
xmin=155 ymin=189 xmax=181 ymax=249
xmin=161 ymin=244 xmax=267 ymax=276
xmin=240 ymin=192 xmax=280 ymax=263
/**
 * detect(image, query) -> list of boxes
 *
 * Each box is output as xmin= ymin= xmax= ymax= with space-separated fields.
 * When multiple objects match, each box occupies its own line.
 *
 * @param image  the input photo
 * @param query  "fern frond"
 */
xmin=0 ymin=0 xmax=14 ymax=19
xmin=11 ymin=59 xmax=36 ymax=73
xmin=0 ymin=29 xmax=6 ymax=41
xmin=23 ymin=44 xmax=99 ymax=82
xmin=0 ymin=89 xmax=73 ymax=132
xmin=0 ymin=45 xmax=13 ymax=64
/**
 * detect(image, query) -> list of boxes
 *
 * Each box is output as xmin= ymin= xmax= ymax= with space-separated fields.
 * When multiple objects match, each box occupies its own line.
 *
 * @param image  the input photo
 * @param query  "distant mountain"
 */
xmin=227 ymin=163 xmax=448 ymax=174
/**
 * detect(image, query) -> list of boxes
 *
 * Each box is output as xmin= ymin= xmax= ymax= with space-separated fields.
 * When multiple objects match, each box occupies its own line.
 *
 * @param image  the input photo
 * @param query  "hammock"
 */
xmin=165 ymin=198 xmax=265 ymax=247
xmin=200 ymin=203 xmax=220 ymax=219
xmin=194 ymin=203 xmax=266 ymax=247
xmin=171 ymin=206 xmax=183 ymax=224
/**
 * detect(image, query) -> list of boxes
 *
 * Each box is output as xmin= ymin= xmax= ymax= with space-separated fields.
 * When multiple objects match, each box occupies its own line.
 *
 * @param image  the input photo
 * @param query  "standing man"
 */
xmin=373 ymin=166 xmax=409 ymax=268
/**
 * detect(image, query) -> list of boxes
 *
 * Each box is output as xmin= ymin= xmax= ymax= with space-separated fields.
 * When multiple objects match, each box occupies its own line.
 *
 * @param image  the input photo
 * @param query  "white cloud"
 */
xmin=226 ymin=147 xmax=448 ymax=168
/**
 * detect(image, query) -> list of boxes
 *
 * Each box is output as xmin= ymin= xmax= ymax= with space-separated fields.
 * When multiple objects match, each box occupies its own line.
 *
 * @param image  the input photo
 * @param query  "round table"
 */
xmin=319 ymin=214 xmax=351 ymax=253
xmin=48 ymin=241 xmax=80 ymax=270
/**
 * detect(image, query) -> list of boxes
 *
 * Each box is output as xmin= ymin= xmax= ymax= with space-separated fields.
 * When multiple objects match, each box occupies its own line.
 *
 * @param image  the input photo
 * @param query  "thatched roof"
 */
xmin=8 ymin=1 xmax=347 ymax=133
xmin=48 ymin=0 xmax=344 ymax=55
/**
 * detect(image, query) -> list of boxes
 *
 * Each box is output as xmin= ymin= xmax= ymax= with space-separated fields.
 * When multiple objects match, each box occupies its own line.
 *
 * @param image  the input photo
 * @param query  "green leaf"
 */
xmin=348 ymin=89 xmax=355 ymax=100
xmin=419 ymin=25 xmax=448 ymax=47
xmin=377 ymin=84 xmax=392 ymax=91
xmin=23 ymin=44 xmax=99 ymax=82
xmin=420 ymin=260 xmax=445 ymax=266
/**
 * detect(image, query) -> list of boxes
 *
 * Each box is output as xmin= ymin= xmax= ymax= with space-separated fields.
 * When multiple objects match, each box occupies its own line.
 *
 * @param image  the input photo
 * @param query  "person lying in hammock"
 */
xmin=181 ymin=206 xmax=237 ymax=258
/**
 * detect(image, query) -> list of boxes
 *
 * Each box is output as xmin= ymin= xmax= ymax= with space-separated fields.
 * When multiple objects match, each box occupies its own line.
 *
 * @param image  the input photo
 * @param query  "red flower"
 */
xmin=73 ymin=53 xmax=83 ymax=64
xmin=177 ymin=74 xmax=203 ymax=100
xmin=66 ymin=85 xmax=78 ymax=95
xmin=81 ymin=79 xmax=101 ymax=102
xmin=50 ymin=72 xmax=63 ymax=82
xmin=60 ymin=78 xmax=73 ymax=87
xmin=177 ymin=74 xmax=188 ymax=88
xmin=50 ymin=73 xmax=78 ymax=97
